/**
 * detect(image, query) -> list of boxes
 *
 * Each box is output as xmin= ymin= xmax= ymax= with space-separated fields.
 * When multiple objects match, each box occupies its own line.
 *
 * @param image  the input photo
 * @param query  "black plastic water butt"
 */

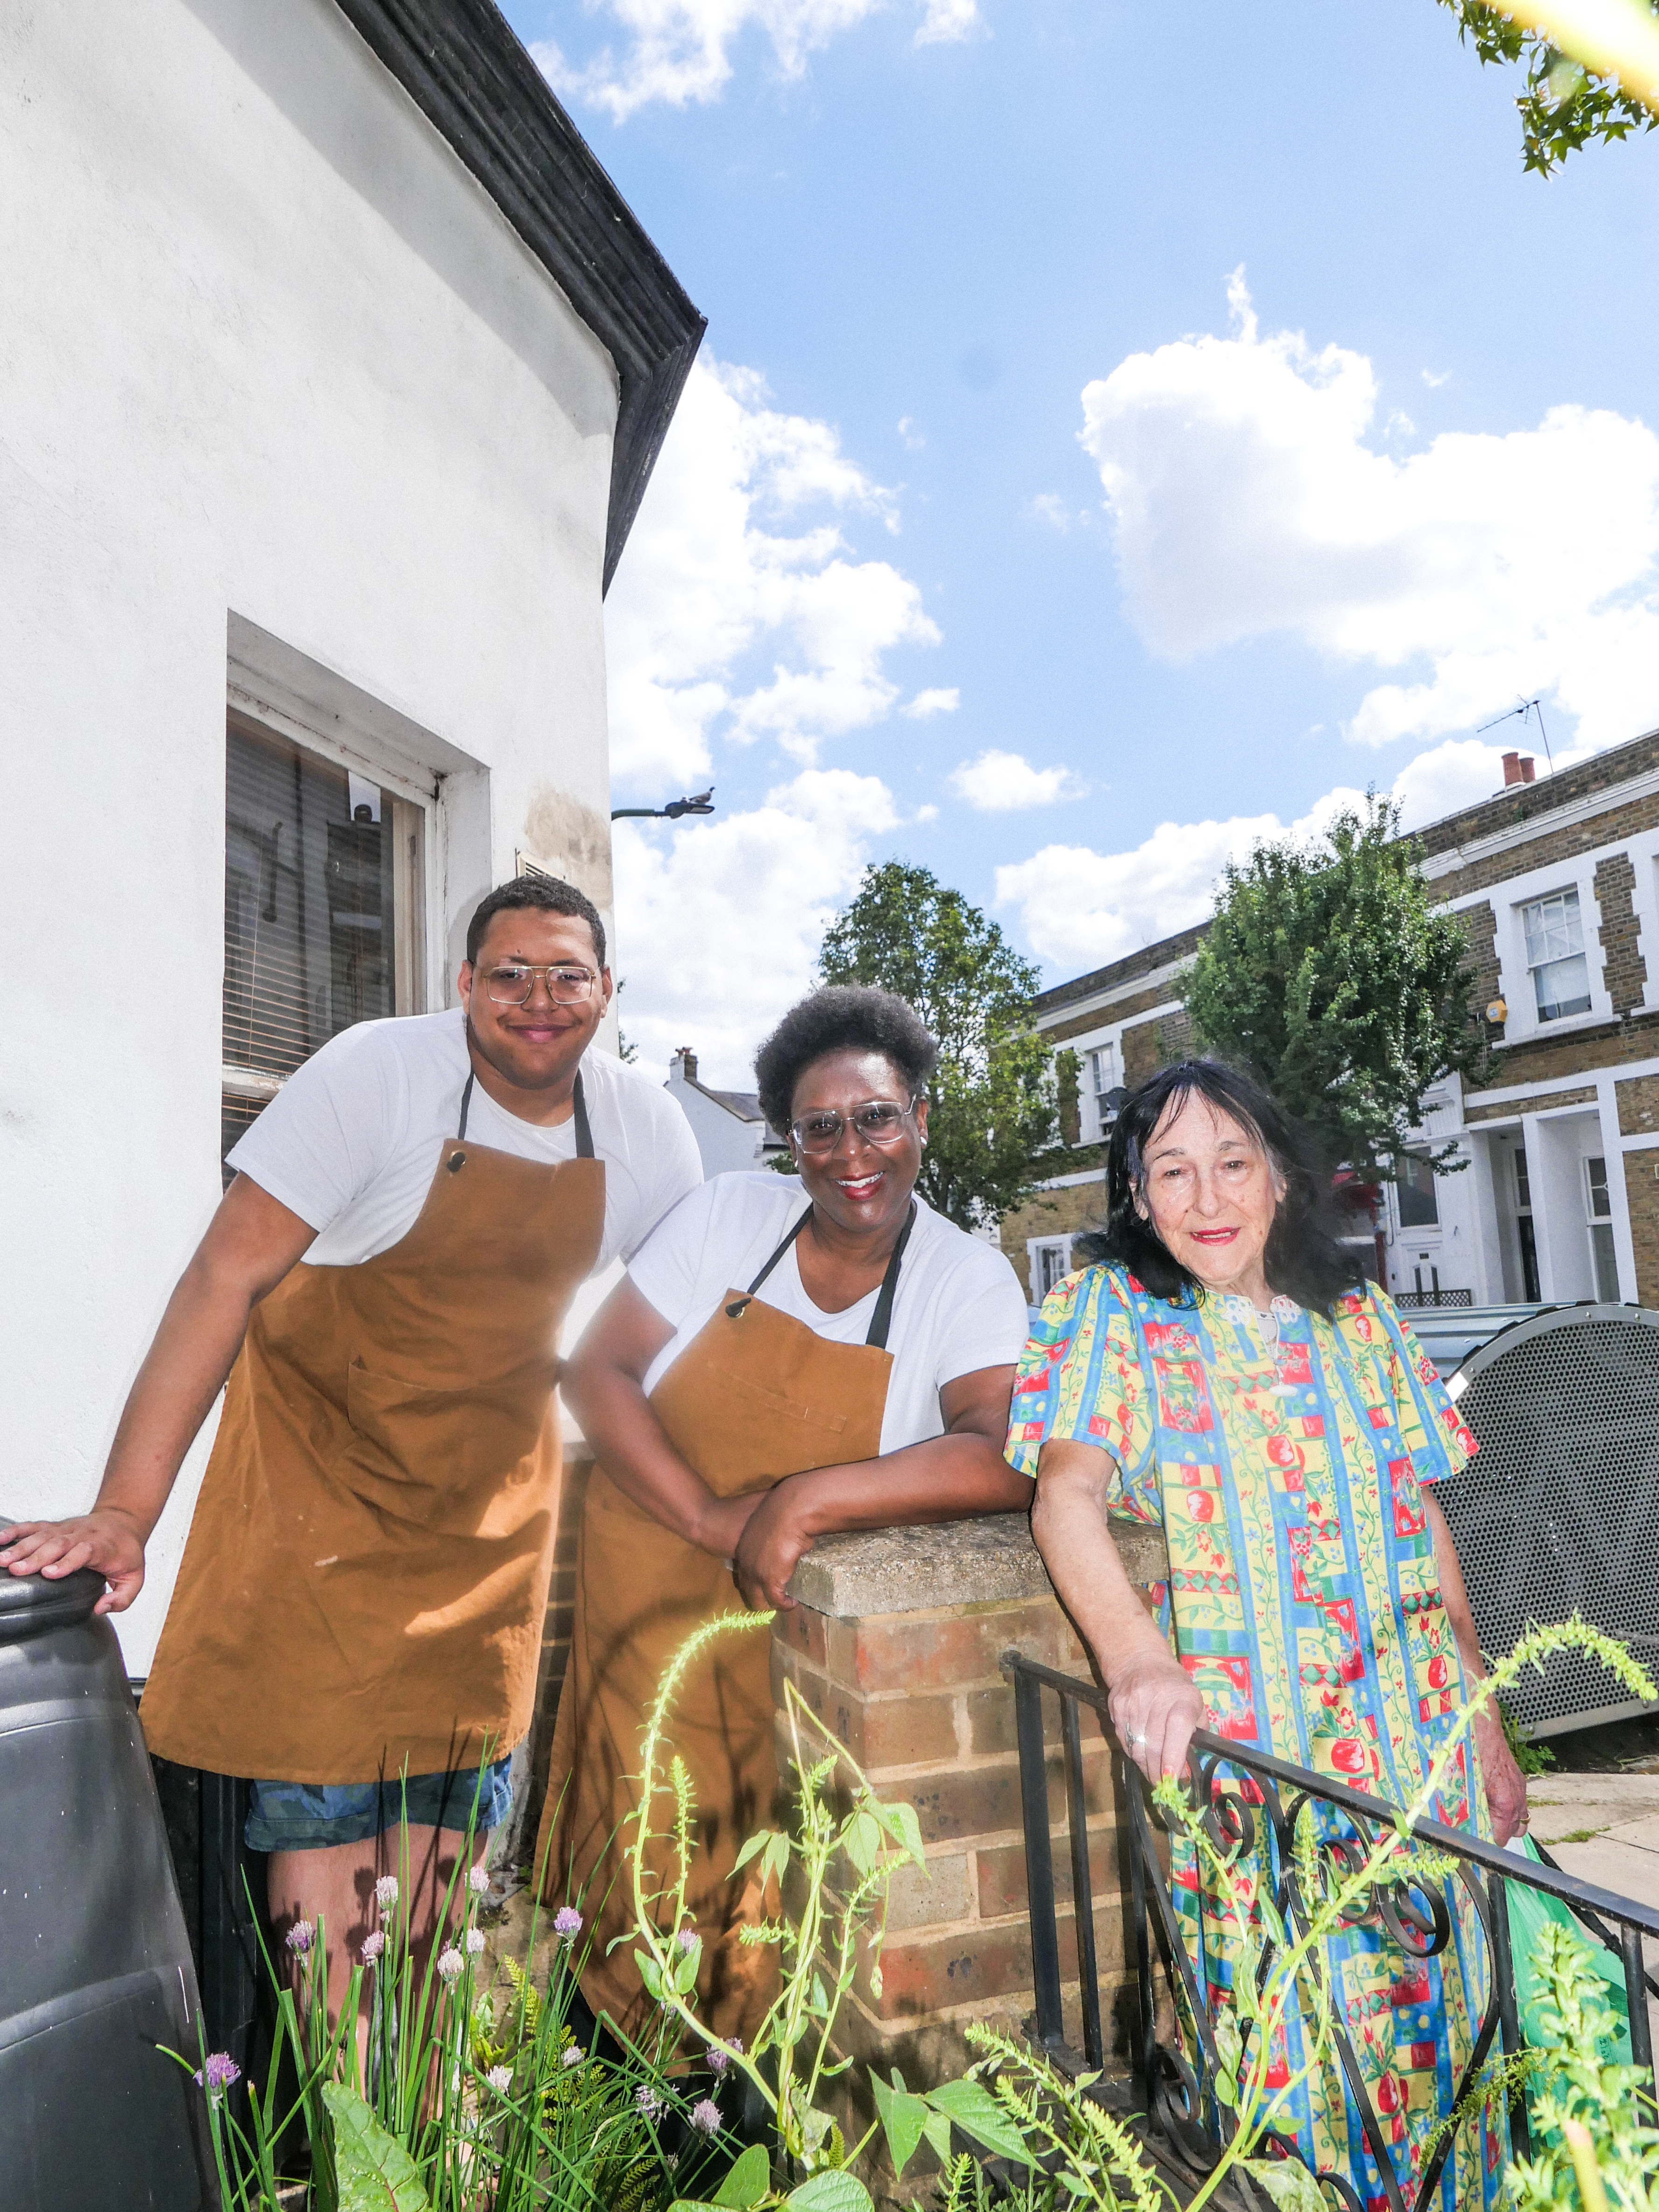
xmin=0 ymin=1541 xmax=214 ymax=2208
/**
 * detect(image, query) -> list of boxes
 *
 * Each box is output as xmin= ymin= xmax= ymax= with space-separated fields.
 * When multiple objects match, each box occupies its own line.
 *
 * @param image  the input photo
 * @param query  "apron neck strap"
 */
xmin=865 ymin=1199 xmax=916 ymax=1351
xmin=728 ymin=1198 xmax=916 ymax=1347
xmin=456 ymin=1069 xmax=594 ymax=1157
xmin=743 ymin=1205 xmax=812 ymax=1299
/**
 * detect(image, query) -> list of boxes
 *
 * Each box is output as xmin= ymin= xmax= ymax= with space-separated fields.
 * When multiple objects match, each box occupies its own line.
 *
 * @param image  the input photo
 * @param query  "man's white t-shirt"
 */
xmin=227 ymin=1009 xmax=702 ymax=1271
xmin=630 ymin=1174 xmax=1031 ymax=1455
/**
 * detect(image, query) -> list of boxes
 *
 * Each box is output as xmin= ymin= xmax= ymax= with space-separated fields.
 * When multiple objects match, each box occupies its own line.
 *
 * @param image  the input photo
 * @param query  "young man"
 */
xmin=2 ymin=874 xmax=700 ymax=2003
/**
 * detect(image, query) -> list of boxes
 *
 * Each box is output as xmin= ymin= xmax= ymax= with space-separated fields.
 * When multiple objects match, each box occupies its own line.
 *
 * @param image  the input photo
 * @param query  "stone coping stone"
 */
xmin=786 ymin=1512 xmax=1169 ymax=1621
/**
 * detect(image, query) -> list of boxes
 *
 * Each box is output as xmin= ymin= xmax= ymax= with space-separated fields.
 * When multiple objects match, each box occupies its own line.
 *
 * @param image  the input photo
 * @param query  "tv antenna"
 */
xmin=1478 ymin=696 xmax=1553 ymax=772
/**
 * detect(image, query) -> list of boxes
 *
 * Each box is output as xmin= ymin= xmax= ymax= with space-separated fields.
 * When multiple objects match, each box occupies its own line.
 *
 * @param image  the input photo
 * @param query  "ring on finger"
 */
xmin=1125 ymin=1729 xmax=1148 ymax=1748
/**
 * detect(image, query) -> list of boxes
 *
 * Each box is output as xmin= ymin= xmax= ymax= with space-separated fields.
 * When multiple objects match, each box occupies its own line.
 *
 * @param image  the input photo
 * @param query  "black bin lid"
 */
xmin=0 ymin=1523 xmax=106 ymax=1641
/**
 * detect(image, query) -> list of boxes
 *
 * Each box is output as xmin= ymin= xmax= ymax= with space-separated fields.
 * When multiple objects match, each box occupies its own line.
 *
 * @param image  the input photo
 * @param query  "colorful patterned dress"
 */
xmin=1007 ymin=1267 xmax=1504 ymax=2212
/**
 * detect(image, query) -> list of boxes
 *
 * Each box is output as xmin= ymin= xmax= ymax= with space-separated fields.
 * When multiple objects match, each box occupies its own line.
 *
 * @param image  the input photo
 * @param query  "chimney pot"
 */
xmin=1520 ymin=755 xmax=1536 ymax=783
xmin=1502 ymin=750 xmax=1522 ymax=786
xmin=677 ymin=1047 xmax=697 ymax=1081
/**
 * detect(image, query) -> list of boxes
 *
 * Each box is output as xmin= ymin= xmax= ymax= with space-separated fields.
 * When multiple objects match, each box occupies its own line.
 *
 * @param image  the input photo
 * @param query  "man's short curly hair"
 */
xmin=755 ymin=985 xmax=938 ymax=1137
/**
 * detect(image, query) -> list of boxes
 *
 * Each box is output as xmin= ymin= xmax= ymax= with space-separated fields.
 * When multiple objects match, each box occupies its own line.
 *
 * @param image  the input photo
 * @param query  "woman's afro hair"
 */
xmin=755 ymin=985 xmax=938 ymax=1138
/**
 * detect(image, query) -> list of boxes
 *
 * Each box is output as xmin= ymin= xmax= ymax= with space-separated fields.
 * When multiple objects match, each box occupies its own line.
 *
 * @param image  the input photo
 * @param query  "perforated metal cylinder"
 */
xmin=1438 ymin=1304 xmax=1659 ymax=1737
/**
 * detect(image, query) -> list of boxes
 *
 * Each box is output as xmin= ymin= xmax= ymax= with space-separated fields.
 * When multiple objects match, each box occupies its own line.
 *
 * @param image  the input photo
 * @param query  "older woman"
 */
xmin=1016 ymin=1060 xmax=1525 ymax=2212
xmin=539 ymin=985 xmax=1032 ymax=2042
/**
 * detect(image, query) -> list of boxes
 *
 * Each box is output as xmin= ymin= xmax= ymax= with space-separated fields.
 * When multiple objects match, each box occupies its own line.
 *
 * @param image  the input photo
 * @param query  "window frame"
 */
xmin=1028 ymin=1234 xmax=1076 ymax=1304
xmin=1520 ymin=885 xmax=1594 ymax=1023
xmin=221 ymin=704 xmax=434 ymax=1165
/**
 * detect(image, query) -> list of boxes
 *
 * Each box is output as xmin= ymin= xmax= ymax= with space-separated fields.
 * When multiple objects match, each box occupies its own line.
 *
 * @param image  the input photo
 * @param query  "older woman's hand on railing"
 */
xmin=1107 ymin=1646 xmax=1206 ymax=1788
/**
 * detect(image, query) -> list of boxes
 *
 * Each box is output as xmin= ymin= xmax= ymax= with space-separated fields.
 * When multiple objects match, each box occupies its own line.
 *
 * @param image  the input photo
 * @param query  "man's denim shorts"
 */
xmin=244 ymin=1755 xmax=515 ymax=1851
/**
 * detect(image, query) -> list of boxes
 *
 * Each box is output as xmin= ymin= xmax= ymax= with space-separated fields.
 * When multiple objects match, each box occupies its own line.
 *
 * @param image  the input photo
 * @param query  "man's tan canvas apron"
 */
xmin=538 ymin=1204 xmax=910 ymax=2045
xmin=141 ymin=1072 xmax=604 ymax=1784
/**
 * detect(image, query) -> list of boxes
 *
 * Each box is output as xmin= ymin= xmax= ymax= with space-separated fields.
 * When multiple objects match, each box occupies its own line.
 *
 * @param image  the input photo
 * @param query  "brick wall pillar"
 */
xmin=769 ymin=1514 xmax=1168 ymax=2102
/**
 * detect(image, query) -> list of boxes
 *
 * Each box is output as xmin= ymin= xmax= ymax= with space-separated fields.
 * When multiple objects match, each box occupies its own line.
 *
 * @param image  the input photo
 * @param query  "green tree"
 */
xmin=817 ymin=860 xmax=1058 ymax=1230
xmin=1438 ymin=0 xmax=1659 ymax=173
xmin=1180 ymin=795 xmax=1487 ymax=1176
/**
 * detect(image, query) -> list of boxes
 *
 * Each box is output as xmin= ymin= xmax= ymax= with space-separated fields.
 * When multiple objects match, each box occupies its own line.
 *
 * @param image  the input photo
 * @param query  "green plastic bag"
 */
xmin=1506 ymin=1835 xmax=1633 ymax=2068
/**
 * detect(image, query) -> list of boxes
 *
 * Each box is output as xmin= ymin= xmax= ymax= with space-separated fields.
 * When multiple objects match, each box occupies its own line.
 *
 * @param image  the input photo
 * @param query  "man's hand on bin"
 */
xmin=0 ymin=1508 xmax=149 ymax=1613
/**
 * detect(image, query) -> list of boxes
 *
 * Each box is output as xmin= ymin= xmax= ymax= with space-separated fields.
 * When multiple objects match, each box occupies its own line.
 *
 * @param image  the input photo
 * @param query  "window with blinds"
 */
xmin=222 ymin=714 xmax=425 ymax=1170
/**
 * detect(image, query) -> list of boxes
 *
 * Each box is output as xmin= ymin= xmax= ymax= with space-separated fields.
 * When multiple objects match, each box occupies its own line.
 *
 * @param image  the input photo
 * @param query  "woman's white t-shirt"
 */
xmin=226 ymin=1009 xmax=703 ymax=1272
xmin=630 ymin=1175 xmax=1031 ymax=1455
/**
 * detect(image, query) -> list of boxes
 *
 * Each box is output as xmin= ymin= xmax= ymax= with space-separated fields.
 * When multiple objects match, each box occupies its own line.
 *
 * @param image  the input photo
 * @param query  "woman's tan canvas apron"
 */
xmin=538 ymin=1204 xmax=911 ymax=2044
xmin=141 ymin=1072 xmax=605 ymax=1784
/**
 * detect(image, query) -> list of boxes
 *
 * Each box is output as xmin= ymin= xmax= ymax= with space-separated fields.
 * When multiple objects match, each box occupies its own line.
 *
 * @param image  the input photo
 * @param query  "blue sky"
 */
xmin=498 ymin=0 xmax=1659 ymax=1081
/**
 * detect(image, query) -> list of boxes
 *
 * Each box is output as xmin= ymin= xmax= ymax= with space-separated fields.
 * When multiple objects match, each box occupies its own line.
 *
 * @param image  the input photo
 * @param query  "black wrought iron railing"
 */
xmin=1002 ymin=1650 xmax=1659 ymax=2212
xmin=1394 ymin=1289 xmax=1475 ymax=1310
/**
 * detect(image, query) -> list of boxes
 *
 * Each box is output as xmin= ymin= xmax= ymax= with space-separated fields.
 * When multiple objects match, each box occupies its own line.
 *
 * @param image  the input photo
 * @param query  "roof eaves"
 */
xmin=331 ymin=0 xmax=705 ymax=594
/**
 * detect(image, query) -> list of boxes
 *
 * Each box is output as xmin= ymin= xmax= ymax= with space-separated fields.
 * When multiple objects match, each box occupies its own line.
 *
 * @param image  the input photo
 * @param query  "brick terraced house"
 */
xmin=1002 ymin=729 xmax=1659 ymax=1314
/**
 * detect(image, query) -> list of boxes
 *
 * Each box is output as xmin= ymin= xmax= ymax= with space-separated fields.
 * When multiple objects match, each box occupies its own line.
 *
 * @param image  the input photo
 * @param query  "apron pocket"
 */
xmin=342 ymin=1361 xmax=554 ymax=1529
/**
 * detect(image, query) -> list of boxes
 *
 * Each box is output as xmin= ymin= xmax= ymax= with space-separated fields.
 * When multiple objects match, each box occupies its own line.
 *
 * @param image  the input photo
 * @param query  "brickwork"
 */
xmin=1595 ymin=852 xmax=1648 ymax=1014
xmin=1431 ymin=789 xmax=1659 ymax=905
xmin=1617 ymin=1075 xmax=1659 ymax=1136
xmin=1458 ymin=901 xmax=1502 ymax=1048
xmin=523 ymin=1441 xmax=595 ymax=1840
xmin=1491 ymin=1010 xmax=1659 ymax=1088
xmin=1158 ymin=1006 xmax=1198 ymax=1062
xmin=1044 ymin=982 xmax=1178 ymax=1044
xmin=1416 ymin=728 xmax=1659 ymax=865
xmin=1462 ymin=1083 xmax=1596 ymax=1123
xmin=1622 ymin=1146 xmax=1659 ymax=1306
xmin=1121 ymin=1017 xmax=1163 ymax=1090
xmin=770 ymin=1589 xmax=1140 ymax=2120
xmin=998 ymin=1180 xmax=1106 ymax=1294
xmin=1032 ymin=922 xmax=1209 ymax=1024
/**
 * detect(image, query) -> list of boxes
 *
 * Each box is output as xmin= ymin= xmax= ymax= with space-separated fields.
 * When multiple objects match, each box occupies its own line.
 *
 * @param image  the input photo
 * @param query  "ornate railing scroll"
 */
xmin=1001 ymin=1649 xmax=1659 ymax=2212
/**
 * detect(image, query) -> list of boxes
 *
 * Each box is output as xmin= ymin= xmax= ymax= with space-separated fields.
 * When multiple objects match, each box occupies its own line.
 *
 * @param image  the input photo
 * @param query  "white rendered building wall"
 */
xmin=0 ymin=0 xmax=621 ymax=1670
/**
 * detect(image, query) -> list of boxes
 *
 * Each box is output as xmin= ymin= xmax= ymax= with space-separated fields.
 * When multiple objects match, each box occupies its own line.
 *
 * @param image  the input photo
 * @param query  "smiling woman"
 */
xmin=1017 ymin=1059 xmax=1528 ymax=2212
xmin=537 ymin=983 xmax=1034 ymax=2044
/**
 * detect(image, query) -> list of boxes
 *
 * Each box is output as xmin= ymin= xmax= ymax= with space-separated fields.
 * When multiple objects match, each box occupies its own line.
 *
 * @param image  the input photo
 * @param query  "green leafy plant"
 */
xmin=1437 ymin=2 xmax=1659 ymax=174
xmin=881 ymin=1617 xmax=1655 ymax=2212
xmin=169 ymin=1784 xmax=739 ymax=2210
xmin=816 ymin=860 xmax=1059 ymax=1230
xmin=1181 ymin=794 xmax=1488 ymax=1180
xmin=1501 ymin=1699 xmax=1557 ymax=1779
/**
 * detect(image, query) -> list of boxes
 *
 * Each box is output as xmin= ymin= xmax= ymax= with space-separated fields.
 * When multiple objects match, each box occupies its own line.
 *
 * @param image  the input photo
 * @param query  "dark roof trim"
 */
xmin=332 ymin=0 xmax=705 ymax=593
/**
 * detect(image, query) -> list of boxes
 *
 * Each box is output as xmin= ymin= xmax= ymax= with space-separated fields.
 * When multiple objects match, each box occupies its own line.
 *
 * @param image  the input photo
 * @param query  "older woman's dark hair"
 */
xmin=755 ymin=985 xmax=938 ymax=1136
xmin=1076 ymin=1060 xmax=1364 ymax=1315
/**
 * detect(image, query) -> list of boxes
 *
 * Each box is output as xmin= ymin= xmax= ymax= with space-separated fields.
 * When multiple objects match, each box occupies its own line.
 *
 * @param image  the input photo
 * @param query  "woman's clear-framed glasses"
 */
xmin=480 ymin=963 xmax=598 ymax=1006
xmin=791 ymin=1097 xmax=919 ymax=1155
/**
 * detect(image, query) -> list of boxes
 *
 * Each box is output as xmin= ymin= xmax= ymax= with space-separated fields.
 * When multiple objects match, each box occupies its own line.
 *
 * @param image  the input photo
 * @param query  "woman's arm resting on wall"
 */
xmin=731 ymin=1363 xmax=1029 ymax=1610
xmin=561 ymin=1279 xmax=768 ymax=1565
xmin=0 ymin=1173 xmax=316 ymax=1613
xmin=1421 ymin=1487 xmax=1529 ymax=1844
xmin=1031 ymin=1438 xmax=1202 ymax=1786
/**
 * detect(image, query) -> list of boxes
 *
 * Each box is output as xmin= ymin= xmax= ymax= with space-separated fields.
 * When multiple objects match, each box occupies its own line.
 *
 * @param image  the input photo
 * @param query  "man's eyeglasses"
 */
xmin=791 ymin=1099 xmax=919 ymax=1155
xmin=479 ymin=964 xmax=598 ymax=1006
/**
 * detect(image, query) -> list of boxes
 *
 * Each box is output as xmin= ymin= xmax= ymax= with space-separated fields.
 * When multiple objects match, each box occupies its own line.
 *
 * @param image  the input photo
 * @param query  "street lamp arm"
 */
xmin=610 ymin=788 xmax=716 ymax=822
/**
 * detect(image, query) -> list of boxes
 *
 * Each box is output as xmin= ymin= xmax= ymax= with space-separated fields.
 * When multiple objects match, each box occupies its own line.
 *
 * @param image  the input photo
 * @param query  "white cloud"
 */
xmin=604 ymin=356 xmax=940 ymax=785
xmin=951 ymin=748 xmax=1080 ymax=812
xmin=1421 ymin=368 xmax=1451 ymax=389
xmin=1028 ymin=492 xmax=1071 ymax=532
xmin=897 ymin=416 xmax=926 ymax=451
xmin=902 ymin=686 xmax=959 ymax=718
xmin=914 ymin=801 xmax=940 ymax=822
xmin=915 ymin=0 xmax=983 ymax=43
xmin=1080 ymin=272 xmax=1659 ymax=756
xmin=994 ymin=741 xmax=1516 ymax=972
xmin=613 ymin=769 xmax=898 ymax=1083
xmin=534 ymin=0 xmax=972 ymax=120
